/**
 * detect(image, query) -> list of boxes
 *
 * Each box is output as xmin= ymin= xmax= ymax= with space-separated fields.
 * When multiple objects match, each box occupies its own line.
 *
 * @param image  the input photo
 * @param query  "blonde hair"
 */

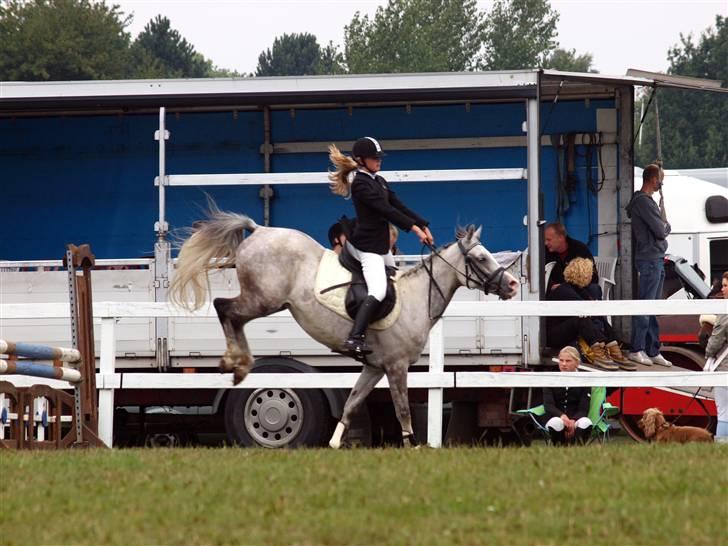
xmin=564 ymin=257 xmax=594 ymax=288
xmin=559 ymin=346 xmax=582 ymax=365
xmin=328 ymin=144 xmax=358 ymax=197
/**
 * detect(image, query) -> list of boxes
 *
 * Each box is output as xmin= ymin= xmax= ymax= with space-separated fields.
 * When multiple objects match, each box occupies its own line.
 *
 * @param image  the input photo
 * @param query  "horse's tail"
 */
xmin=328 ymin=144 xmax=357 ymax=197
xmin=170 ymin=208 xmax=258 ymax=311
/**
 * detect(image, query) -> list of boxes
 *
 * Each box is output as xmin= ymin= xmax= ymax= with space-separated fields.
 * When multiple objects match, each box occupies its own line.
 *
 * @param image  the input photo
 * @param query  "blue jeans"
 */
xmin=631 ymin=259 xmax=665 ymax=356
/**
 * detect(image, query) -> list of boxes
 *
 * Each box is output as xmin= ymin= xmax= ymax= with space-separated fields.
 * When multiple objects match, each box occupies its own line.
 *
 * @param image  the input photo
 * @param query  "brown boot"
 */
xmin=587 ymin=342 xmax=619 ymax=371
xmin=606 ymin=341 xmax=637 ymax=371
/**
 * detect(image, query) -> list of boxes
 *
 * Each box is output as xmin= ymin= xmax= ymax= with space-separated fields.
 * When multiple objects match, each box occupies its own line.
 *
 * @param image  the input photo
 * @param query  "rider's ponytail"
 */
xmin=328 ymin=144 xmax=358 ymax=197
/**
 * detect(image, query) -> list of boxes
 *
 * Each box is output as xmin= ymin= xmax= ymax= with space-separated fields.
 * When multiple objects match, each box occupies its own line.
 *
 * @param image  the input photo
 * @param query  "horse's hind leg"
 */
xmin=386 ymin=366 xmax=417 ymax=447
xmin=329 ymin=365 xmax=384 ymax=449
xmin=213 ymin=297 xmax=255 ymax=385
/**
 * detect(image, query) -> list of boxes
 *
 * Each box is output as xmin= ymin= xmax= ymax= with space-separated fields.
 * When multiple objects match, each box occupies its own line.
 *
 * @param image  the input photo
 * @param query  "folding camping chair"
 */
xmin=516 ymin=387 xmax=619 ymax=445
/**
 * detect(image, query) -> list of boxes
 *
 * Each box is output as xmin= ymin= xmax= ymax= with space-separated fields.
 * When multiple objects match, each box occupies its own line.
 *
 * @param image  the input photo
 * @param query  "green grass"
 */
xmin=1 ymin=445 xmax=726 ymax=546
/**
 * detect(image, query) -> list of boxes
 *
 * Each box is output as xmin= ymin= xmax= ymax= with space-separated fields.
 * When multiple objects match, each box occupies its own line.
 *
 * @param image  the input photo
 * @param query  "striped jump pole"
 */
xmin=0 ymin=340 xmax=81 ymax=364
xmin=0 ymin=360 xmax=82 ymax=383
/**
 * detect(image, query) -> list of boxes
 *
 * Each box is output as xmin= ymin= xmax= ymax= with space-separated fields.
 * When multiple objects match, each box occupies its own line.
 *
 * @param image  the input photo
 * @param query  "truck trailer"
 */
xmin=2 ymin=69 xmax=726 ymax=446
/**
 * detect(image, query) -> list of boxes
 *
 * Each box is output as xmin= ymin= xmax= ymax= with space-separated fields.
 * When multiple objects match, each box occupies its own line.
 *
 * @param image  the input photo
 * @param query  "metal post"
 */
xmin=427 ymin=320 xmax=444 ymax=448
xmin=65 ymin=248 xmax=83 ymax=444
xmin=154 ymin=107 xmax=171 ymax=370
xmin=260 ymin=106 xmax=274 ymax=226
xmin=616 ymin=86 xmax=635 ymax=339
xmin=155 ymin=107 xmax=169 ymax=237
xmin=525 ymin=91 xmax=542 ymax=364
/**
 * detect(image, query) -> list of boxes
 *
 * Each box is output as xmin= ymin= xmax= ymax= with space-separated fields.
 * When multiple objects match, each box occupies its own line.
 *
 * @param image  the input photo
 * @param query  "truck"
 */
xmin=2 ymin=69 xmax=726 ymax=446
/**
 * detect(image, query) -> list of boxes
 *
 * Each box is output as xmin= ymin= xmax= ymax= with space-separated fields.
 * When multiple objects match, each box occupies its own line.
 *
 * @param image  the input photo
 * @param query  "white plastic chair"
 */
xmin=593 ymin=256 xmax=617 ymax=301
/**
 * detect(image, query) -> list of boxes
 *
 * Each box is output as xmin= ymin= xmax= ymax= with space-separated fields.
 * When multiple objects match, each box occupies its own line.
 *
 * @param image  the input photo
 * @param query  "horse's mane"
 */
xmin=400 ymin=242 xmax=455 ymax=279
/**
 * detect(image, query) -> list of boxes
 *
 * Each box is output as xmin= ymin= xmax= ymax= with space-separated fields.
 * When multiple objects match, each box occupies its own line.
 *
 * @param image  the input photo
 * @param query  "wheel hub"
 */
xmin=244 ymin=388 xmax=304 ymax=448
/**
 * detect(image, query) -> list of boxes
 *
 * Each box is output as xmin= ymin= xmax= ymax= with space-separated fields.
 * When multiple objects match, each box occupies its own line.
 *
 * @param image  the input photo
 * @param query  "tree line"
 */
xmin=1 ymin=0 xmax=725 ymax=168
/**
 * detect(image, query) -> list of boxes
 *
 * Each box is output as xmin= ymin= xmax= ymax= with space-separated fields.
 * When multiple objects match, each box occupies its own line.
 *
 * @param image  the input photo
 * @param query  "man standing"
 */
xmin=626 ymin=164 xmax=672 ymax=367
xmin=544 ymin=222 xmax=600 ymax=298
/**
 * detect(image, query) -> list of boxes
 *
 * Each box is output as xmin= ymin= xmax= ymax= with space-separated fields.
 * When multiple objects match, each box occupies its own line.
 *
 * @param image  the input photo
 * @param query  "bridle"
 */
xmin=456 ymin=240 xmax=507 ymax=294
xmin=422 ymin=240 xmax=507 ymax=320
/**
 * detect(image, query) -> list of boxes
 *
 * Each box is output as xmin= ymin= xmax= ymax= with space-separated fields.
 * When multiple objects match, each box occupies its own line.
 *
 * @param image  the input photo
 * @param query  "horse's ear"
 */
xmin=473 ymin=225 xmax=483 ymax=240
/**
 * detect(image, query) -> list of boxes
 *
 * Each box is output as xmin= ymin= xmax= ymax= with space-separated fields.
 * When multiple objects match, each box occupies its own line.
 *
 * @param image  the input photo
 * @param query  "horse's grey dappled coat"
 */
xmin=170 ymin=208 xmax=519 ymax=447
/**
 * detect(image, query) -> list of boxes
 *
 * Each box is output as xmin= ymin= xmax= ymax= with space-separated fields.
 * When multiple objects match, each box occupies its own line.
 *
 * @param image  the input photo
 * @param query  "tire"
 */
xmin=224 ymin=359 xmax=332 ymax=448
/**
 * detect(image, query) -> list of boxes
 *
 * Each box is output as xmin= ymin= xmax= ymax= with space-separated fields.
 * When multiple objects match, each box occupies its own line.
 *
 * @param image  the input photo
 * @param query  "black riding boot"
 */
xmin=343 ymin=296 xmax=381 ymax=356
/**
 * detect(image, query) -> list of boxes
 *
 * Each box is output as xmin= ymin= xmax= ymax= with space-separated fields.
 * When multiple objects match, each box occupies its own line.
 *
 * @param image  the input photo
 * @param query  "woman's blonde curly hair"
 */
xmin=563 ymin=257 xmax=594 ymax=288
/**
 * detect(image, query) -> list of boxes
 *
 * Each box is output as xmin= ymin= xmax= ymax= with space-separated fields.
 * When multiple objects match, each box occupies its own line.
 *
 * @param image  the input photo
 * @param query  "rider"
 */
xmin=328 ymin=136 xmax=434 ymax=355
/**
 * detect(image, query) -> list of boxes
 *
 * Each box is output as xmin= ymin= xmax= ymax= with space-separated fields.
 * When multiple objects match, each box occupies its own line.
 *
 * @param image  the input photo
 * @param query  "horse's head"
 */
xmin=455 ymin=225 xmax=519 ymax=300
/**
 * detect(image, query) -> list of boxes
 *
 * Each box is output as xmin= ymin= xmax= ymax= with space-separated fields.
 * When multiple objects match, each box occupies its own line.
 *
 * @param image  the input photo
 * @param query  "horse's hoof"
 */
xmin=329 ymin=421 xmax=346 ymax=449
xmin=402 ymin=433 xmax=419 ymax=448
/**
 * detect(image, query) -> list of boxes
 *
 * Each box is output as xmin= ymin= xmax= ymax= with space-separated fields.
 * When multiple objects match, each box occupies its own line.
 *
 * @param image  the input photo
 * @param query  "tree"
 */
xmin=318 ymin=41 xmax=347 ymax=75
xmin=344 ymin=0 xmax=486 ymax=74
xmin=635 ymin=16 xmax=727 ymax=168
xmin=481 ymin=0 xmax=559 ymax=70
xmin=542 ymin=48 xmax=596 ymax=73
xmin=256 ymin=33 xmax=323 ymax=76
xmin=131 ymin=15 xmax=210 ymax=78
xmin=0 ymin=0 xmax=132 ymax=81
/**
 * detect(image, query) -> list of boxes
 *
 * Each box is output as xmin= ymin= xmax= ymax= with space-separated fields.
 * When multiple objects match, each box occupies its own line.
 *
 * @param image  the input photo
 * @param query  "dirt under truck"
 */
xmin=1 ymin=70 xmax=726 ymax=446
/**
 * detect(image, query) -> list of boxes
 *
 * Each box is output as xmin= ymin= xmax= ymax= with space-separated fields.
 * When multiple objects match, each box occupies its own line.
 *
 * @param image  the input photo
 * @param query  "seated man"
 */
xmin=544 ymin=222 xmax=600 ymax=299
xmin=546 ymin=258 xmax=636 ymax=371
xmin=540 ymin=346 xmax=593 ymax=445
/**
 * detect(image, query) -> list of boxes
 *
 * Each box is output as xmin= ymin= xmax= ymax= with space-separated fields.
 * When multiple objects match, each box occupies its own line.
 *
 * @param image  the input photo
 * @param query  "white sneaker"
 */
xmin=628 ymin=350 xmax=652 ymax=366
xmin=650 ymin=353 xmax=673 ymax=367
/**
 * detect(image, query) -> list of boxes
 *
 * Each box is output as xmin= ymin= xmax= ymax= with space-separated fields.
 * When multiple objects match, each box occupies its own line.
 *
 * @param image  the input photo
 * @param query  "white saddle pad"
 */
xmin=314 ymin=250 xmax=402 ymax=330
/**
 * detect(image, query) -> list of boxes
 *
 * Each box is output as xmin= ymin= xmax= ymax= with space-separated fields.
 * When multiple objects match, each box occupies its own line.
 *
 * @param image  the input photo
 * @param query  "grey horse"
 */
xmin=170 ymin=208 xmax=519 ymax=447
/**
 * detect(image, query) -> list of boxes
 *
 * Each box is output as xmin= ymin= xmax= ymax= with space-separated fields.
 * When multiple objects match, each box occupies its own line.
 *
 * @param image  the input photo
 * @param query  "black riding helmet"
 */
xmin=351 ymin=137 xmax=384 ymax=161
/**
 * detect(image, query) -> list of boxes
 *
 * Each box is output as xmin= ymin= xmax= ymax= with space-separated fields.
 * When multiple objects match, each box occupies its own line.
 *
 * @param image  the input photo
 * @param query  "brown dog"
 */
xmin=639 ymin=408 xmax=713 ymax=443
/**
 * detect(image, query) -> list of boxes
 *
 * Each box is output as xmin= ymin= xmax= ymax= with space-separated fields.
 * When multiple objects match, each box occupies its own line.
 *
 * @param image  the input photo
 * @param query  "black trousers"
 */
xmin=547 ymin=316 xmax=606 ymax=348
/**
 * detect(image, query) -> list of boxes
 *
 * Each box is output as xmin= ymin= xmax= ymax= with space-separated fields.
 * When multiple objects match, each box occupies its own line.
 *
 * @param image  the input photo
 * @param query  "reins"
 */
xmin=421 ymin=242 xmax=507 ymax=320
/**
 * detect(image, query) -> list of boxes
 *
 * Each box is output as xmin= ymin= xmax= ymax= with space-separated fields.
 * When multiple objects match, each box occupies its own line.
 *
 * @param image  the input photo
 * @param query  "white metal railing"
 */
xmin=1 ymin=299 xmax=727 ymax=448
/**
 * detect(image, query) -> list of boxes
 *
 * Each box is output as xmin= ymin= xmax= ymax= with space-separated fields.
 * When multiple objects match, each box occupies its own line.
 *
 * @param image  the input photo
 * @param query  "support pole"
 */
xmin=260 ymin=106 xmax=275 ymax=226
xmin=525 ymin=89 xmax=542 ymax=364
xmin=427 ymin=320 xmax=445 ymax=448
xmin=154 ymin=107 xmax=171 ymax=371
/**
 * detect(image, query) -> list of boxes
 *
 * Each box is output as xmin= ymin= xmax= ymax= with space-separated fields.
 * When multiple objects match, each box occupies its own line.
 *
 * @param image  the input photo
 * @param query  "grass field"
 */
xmin=2 ymin=444 xmax=726 ymax=546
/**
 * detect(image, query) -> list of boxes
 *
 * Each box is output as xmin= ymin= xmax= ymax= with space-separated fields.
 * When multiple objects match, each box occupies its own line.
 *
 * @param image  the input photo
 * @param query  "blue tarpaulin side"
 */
xmin=1 ymin=99 xmax=613 ymax=259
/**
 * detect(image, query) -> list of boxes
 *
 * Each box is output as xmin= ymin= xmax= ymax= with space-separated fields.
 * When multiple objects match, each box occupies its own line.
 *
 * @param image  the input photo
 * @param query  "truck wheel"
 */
xmin=224 ymin=361 xmax=331 ymax=448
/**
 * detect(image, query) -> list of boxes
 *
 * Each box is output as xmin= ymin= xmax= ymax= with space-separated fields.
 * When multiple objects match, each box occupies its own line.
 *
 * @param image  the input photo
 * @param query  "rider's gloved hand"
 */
xmin=412 ymin=225 xmax=433 ymax=246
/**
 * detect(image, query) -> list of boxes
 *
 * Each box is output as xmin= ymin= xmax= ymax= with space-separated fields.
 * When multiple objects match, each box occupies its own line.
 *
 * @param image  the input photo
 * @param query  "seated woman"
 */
xmin=546 ymin=257 xmax=636 ymax=371
xmin=541 ymin=346 xmax=593 ymax=445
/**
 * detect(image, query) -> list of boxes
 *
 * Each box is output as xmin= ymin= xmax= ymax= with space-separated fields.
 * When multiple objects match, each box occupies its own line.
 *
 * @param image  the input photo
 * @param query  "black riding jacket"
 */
xmin=349 ymin=170 xmax=429 ymax=254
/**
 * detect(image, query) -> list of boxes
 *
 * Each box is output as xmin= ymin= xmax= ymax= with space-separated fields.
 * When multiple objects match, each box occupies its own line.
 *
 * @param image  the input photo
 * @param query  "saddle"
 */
xmin=336 ymin=244 xmax=397 ymax=322
xmin=314 ymin=249 xmax=400 ymax=329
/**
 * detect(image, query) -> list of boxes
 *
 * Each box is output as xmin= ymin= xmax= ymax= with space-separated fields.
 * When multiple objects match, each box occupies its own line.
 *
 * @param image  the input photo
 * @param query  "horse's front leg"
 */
xmin=329 ymin=365 xmax=385 ymax=449
xmin=386 ymin=365 xmax=417 ymax=447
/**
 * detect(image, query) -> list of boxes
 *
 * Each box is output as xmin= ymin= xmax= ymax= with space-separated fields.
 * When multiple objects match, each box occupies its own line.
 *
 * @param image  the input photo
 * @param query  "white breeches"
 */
xmin=346 ymin=242 xmax=395 ymax=302
xmin=545 ymin=416 xmax=593 ymax=431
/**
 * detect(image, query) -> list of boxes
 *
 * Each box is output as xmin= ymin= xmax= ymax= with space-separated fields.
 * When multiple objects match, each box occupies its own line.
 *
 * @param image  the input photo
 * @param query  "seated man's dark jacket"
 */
xmin=350 ymin=171 xmax=428 ymax=255
xmin=545 ymin=236 xmax=598 ymax=292
xmin=543 ymin=386 xmax=590 ymax=420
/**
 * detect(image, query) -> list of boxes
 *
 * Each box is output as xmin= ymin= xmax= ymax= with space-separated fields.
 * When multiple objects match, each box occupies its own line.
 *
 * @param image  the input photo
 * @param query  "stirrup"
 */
xmin=343 ymin=336 xmax=372 ymax=355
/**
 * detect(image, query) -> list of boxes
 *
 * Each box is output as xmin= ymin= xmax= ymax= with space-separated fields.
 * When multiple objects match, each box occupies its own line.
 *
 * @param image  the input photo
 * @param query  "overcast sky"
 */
xmin=114 ymin=0 xmax=726 ymax=76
